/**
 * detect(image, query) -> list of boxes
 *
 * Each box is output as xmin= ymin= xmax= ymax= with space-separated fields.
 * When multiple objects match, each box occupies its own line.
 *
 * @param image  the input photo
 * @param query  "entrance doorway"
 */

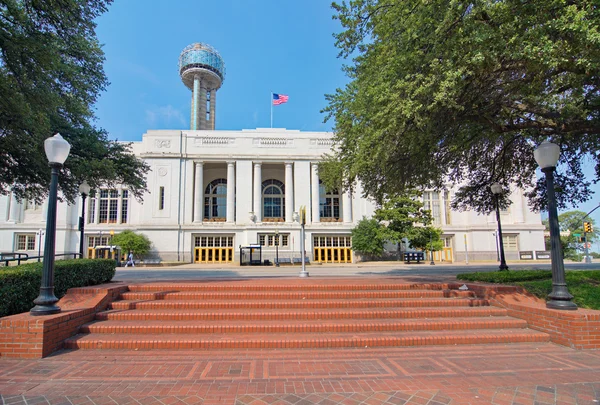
xmin=194 ymin=235 xmax=234 ymax=264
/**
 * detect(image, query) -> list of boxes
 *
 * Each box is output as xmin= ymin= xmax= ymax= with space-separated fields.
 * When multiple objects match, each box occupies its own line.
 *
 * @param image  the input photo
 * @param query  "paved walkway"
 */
xmin=1 ymin=273 xmax=600 ymax=404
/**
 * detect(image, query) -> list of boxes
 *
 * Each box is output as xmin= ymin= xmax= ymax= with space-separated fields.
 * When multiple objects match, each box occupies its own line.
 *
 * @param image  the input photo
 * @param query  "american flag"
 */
xmin=272 ymin=93 xmax=289 ymax=105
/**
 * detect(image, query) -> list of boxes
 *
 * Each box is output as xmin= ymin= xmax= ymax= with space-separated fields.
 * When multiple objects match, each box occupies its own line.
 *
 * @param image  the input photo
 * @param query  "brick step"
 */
xmin=96 ymin=306 xmax=508 ymax=321
xmin=64 ymin=328 xmax=550 ymax=350
xmin=126 ymin=283 xmax=456 ymax=293
xmin=80 ymin=316 xmax=528 ymax=334
xmin=119 ymin=289 xmax=475 ymax=301
xmin=109 ymin=297 xmax=489 ymax=310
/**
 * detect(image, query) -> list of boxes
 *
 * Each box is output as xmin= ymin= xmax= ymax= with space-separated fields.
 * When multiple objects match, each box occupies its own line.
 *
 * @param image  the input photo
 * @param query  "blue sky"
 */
xmin=93 ymin=0 xmax=600 ymax=237
xmin=94 ymin=0 xmax=345 ymax=138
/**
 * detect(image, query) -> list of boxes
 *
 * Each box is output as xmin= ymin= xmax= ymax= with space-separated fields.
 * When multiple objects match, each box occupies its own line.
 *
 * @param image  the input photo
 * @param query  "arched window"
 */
xmin=262 ymin=179 xmax=285 ymax=220
xmin=319 ymin=180 xmax=340 ymax=220
xmin=204 ymin=179 xmax=227 ymax=220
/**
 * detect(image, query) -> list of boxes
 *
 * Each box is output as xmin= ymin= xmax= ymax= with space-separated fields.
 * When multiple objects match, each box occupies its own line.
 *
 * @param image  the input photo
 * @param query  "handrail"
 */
xmin=0 ymin=253 xmax=82 ymax=267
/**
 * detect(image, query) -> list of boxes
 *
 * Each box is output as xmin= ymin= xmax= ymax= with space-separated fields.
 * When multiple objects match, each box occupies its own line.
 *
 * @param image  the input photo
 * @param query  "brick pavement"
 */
xmin=1 ymin=343 xmax=599 ymax=404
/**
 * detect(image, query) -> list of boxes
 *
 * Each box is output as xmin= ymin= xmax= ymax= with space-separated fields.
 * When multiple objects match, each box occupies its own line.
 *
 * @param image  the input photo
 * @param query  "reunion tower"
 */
xmin=179 ymin=43 xmax=225 ymax=130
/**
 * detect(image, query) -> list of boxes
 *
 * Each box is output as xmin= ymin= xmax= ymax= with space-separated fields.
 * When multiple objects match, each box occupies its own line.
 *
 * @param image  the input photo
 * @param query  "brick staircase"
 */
xmin=64 ymin=280 xmax=550 ymax=350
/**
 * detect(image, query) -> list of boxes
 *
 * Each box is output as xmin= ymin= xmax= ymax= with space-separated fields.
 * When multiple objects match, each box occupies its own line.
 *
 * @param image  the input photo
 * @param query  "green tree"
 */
xmin=110 ymin=230 xmax=152 ymax=258
xmin=323 ymin=0 xmax=600 ymax=213
xmin=374 ymin=192 xmax=433 ymax=244
xmin=0 ymin=0 xmax=149 ymax=203
xmin=351 ymin=217 xmax=385 ymax=259
xmin=407 ymin=227 xmax=444 ymax=253
xmin=542 ymin=210 xmax=597 ymax=259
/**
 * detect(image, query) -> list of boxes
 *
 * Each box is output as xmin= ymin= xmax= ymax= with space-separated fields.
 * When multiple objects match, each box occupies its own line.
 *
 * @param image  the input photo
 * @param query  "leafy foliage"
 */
xmin=0 ymin=259 xmax=115 ymax=318
xmin=542 ymin=210 xmax=597 ymax=259
xmin=324 ymin=0 xmax=600 ymax=214
xmin=110 ymin=230 xmax=152 ymax=258
xmin=457 ymin=270 xmax=600 ymax=309
xmin=351 ymin=217 xmax=385 ymax=258
xmin=0 ymin=0 xmax=149 ymax=203
xmin=350 ymin=192 xmax=443 ymax=258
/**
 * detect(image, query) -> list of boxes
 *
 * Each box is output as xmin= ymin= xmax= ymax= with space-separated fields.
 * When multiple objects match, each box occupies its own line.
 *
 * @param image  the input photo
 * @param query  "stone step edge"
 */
xmin=64 ymin=329 xmax=550 ymax=350
xmin=81 ymin=317 xmax=528 ymax=334
xmin=109 ymin=298 xmax=490 ymax=310
xmin=118 ymin=290 xmax=476 ymax=300
xmin=125 ymin=283 xmax=470 ymax=292
xmin=96 ymin=307 xmax=509 ymax=321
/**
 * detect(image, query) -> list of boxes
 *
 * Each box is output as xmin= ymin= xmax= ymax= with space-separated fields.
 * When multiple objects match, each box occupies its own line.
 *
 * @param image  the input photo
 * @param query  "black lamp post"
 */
xmin=490 ymin=183 xmax=509 ymax=271
xmin=275 ymin=229 xmax=280 ymax=267
xmin=534 ymin=141 xmax=577 ymax=310
xmin=429 ymin=230 xmax=435 ymax=265
xmin=78 ymin=182 xmax=90 ymax=259
xmin=31 ymin=133 xmax=71 ymax=316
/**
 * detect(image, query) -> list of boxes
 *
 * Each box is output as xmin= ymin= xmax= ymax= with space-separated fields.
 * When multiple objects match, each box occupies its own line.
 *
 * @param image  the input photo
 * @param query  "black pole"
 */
xmin=30 ymin=164 xmax=62 ymax=315
xmin=79 ymin=193 xmax=87 ymax=259
xmin=543 ymin=167 xmax=577 ymax=310
xmin=495 ymin=195 xmax=509 ymax=271
xmin=429 ymin=231 xmax=435 ymax=265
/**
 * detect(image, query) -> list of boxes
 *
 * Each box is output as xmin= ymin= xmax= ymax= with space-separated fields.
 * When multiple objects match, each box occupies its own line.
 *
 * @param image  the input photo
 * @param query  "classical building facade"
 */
xmin=0 ymin=42 xmax=546 ymax=264
xmin=0 ymin=126 xmax=545 ymax=264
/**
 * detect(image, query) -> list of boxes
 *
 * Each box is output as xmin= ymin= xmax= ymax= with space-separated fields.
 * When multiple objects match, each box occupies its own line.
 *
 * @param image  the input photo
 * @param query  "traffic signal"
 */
xmin=584 ymin=222 xmax=593 ymax=233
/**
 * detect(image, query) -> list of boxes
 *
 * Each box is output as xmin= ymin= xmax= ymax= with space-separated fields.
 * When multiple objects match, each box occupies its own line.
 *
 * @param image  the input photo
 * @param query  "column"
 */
xmin=226 ymin=161 xmax=235 ymax=223
xmin=253 ymin=162 xmax=262 ymax=222
xmin=210 ymin=90 xmax=216 ymax=130
xmin=7 ymin=190 xmax=19 ymax=223
xmin=192 ymin=75 xmax=200 ymax=130
xmin=199 ymin=86 xmax=207 ymax=130
xmin=343 ymin=190 xmax=352 ymax=223
xmin=117 ymin=189 xmax=123 ymax=224
xmin=285 ymin=162 xmax=294 ymax=223
xmin=194 ymin=161 xmax=204 ymax=223
xmin=311 ymin=163 xmax=320 ymax=223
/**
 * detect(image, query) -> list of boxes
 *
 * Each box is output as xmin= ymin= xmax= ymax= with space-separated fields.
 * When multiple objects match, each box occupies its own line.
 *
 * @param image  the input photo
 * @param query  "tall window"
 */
xmin=423 ymin=191 xmax=441 ymax=225
xmin=16 ymin=234 xmax=36 ymax=251
xmin=444 ymin=191 xmax=451 ymax=225
xmin=121 ymin=190 xmax=129 ymax=223
xmin=88 ymin=190 xmax=96 ymax=224
xmin=204 ymin=179 xmax=227 ymax=220
xmin=262 ymin=179 xmax=285 ymax=220
xmin=99 ymin=190 xmax=119 ymax=224
xmin=319 ymin=180 xmax=340 ymax=220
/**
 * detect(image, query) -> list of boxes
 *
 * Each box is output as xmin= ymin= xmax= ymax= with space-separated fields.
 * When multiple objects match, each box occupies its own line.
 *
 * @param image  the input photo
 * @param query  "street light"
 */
xmin=429 ymin=230 xmax=435 ymax=265
xmin=78 ymin=181 xmax=90 ymax=259
xmin=490 ymin=183 xmax=509 ymax=271
xmin=275 ymin=229 xmax=280 ymax=267
xmin=30 ymin=133 xmax=71 ymax=316
xmin=534 ymin=141 xmax=577 ymax=310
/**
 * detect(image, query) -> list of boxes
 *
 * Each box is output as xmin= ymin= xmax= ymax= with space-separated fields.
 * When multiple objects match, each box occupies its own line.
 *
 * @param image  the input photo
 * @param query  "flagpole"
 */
xmin=270 ymin=92 xmax=273 ymax=128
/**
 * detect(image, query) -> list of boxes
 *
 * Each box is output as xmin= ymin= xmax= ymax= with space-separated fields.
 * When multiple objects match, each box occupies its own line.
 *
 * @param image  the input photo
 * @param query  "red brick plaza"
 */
xmin=1 ymin=276 xmax=599 ymax=404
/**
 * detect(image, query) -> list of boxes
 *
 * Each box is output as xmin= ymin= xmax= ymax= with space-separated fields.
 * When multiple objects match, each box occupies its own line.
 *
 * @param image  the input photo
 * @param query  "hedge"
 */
xmin=0 ymin=259 xmax=116 ymax=318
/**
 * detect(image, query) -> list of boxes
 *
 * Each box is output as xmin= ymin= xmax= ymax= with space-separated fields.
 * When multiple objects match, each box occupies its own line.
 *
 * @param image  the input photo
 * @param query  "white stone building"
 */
xmin=0 ymin=42 xmax=546 ymax=265
xmin=0 ymin=126 xmax=545 ymax=265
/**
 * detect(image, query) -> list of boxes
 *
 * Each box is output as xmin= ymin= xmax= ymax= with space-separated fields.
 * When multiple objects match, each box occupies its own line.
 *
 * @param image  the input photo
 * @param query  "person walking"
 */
xmin=125 ymin=251 xmax=135 ymax=267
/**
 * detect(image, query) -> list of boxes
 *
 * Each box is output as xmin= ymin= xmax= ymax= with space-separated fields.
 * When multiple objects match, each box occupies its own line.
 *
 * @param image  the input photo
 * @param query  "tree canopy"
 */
xmin=111 ymin=230 xmax=152 ymax=258
xmin=0 ymin=0 xmax=149 ymax=203
xmin=351 ymin=217 xmax=385 ymax=257
xmin=323 ymin=0 xmax=600 ymax=214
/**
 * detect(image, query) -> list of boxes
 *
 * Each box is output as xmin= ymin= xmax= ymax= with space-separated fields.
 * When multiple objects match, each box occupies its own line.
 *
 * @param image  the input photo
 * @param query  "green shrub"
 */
xmin=0 ymin=259 xmax=115 ymax=318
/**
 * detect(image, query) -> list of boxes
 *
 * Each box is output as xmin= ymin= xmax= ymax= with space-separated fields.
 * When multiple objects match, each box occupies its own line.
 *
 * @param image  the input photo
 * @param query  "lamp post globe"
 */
xmin=31 ymin=134 xmax=71 ymax=315
xmin=78 ymin=181 xmax=90 ymax=259
xmin=534 ymin=141 xmax=577 ymax=310
xmin=490 ymin=182 xmax=509 ymax=271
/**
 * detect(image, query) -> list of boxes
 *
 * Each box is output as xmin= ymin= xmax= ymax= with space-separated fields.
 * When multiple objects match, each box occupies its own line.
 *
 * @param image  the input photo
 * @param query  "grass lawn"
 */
xmin=456 ymin=270 xmax=600 ymax=310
